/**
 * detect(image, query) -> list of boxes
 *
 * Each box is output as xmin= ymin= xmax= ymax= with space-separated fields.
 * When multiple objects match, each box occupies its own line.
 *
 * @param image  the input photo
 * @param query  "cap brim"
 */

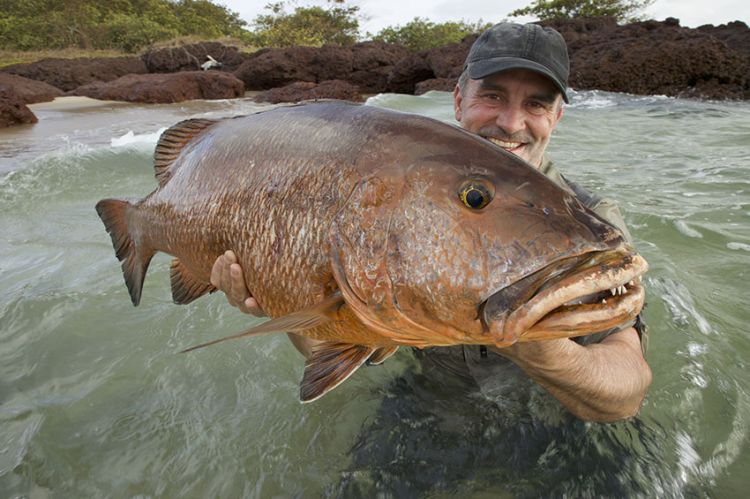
xmin=467 ymin=57 xmax=569 ymax=103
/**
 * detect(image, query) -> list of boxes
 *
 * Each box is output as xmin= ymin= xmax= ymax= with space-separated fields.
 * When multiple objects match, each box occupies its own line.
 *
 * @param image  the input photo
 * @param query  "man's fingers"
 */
xmin=229 ymin=263 xmax=248 ymax=295
xmin=244 ymin=297 xmax=266 ymax=317
xmin=209 ymin=250 xmax=266 ymax=317
xmin=209 ymin=253 xmax=225 ymax=287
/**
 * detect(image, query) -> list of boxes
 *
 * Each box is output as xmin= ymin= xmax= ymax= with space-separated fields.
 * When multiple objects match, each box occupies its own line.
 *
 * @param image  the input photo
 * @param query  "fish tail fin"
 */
xmin=95 ymin=198 xmax=155 ymax=306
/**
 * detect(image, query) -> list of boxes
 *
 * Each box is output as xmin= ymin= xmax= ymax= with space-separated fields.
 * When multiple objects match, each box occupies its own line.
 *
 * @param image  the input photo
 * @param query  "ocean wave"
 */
xmin=0 ymin=145 xmax=152 ymax=206
xmin=727 ymin=242 xmax=750 ymax=251
xmin=111 ymin=128 xmax=167 ymax=148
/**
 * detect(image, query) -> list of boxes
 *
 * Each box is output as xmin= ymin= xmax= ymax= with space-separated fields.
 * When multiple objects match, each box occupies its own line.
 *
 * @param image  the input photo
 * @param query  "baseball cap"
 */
xmin=464 ymin=22 xmax=570 ymax=103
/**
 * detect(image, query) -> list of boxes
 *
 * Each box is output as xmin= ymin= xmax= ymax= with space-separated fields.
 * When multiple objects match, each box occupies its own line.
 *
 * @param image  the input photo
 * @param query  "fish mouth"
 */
xmin=482 ymin=249 xmax=648 ymax=346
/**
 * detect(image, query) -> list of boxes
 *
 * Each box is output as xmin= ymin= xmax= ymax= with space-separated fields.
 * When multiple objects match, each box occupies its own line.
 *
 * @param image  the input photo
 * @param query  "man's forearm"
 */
xmin=492 ymin=327 xmax=652 ymax=422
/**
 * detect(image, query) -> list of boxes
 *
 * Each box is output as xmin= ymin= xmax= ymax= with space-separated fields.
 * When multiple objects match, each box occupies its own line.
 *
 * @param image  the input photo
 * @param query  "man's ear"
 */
xmin=453 ymin=85 xmax=462 ymax=122
xmin=552 ymin=101 xmax=564 ymax=129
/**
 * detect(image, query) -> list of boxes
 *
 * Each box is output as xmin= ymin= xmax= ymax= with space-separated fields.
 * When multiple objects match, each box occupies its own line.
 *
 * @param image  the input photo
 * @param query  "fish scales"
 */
xmin=97 ymin=101 xmax=648 ymax=401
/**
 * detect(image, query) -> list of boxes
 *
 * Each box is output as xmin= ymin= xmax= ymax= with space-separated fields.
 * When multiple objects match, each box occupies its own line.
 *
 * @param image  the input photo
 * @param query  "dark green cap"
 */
xmin=464 ymin=22 xmax=570 ymax=103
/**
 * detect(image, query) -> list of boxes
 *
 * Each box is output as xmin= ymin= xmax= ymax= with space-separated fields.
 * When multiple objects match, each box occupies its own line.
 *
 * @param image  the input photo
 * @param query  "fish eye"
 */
xmin=459 ymin=181 xmax=493 ymax=210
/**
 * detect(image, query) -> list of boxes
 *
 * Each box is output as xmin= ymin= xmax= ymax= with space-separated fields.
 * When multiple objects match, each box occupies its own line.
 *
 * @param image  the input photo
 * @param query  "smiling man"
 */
xmin=210 ymin=22 xmax=652 ymax=422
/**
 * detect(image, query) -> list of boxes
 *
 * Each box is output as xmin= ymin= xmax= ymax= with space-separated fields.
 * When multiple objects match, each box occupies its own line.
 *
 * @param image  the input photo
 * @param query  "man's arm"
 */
xmin=210 ymin=250 xmax=322 ymax=358
xmin=490 ymin=328 xmax=652 ymax=422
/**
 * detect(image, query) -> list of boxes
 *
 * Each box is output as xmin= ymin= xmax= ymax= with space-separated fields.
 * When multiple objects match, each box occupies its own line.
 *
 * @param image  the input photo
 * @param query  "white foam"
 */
xmin=686 ymin=342 xmax=708 ymax=357
xmin=727 ymin=242 xmax=750 ymax=251
xmin=111 ymin=128 xmax=167 ymax=148
xmin=674 ymin=220 xmax=703 ymax=238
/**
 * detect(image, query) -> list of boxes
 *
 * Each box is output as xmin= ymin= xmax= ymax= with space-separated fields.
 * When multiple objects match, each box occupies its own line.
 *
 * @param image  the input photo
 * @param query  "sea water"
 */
xmin=0 ymin=91 xmax=748 ymax=497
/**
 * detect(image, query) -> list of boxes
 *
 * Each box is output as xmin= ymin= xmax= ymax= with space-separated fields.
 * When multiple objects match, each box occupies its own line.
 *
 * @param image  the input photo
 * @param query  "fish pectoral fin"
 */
xmin=180 ymin=292 xmax=345 ymax=353
xmin=170 ymin=259 xmax=216 ymax=304
xmin=366 ymin=346 xmax=399 ymax=366
xmin=300 ymin=342 xmax=376 ymax=403
xmin=154 ymin=118 xmax=219 ymax=187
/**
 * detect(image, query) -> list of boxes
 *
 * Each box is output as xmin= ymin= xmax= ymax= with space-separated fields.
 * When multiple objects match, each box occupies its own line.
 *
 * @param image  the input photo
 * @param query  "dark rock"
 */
xmin=349 ymin=66 xmax=393 ymax=94
xmin=2 ymin=57 xmax=147 ymax=92
xmin=0 ymin=72 xmax=63 ymax=104
xmin=415 ymin=78 xmax=457 ymax=95
xmin=141 ymin=42 xmax=248 ymax=73
xmin=0 ymin=85 xmax=38 ymax=128
xmin=234 ymin=45 xmax=354 ymax=90
xmin=352 ymin=41 xmax=410 ymax=71
xmin=312 ymin=45 xmax=354 ymax=81
xmin=541 ymin=17 xmax=750 ymax=100
xmin=697 ymin=21 xmax=750 ymax=63
xmin=254 ymin=80 xmax=363 ymax=103
xmin=387 ymin=52 xmax=435 ymax=94
xmin=350 ymin=41 xmax=410 ymax=93
xmin=386 ymin=34 xmax=478 ymax=94
xmin=424 ymin=35 xmax=476 ymax=79
xmin=70 ymin=71 xmax=245 ymax=103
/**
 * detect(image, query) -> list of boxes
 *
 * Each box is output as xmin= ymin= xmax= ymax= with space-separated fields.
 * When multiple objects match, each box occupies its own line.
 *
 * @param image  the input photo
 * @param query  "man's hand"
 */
xmin=210 ymin=251 xmax=322 ymax=358
xmin=210 ymin=250 xmax=266 ymax=316
xmin=491 ymin=327 xmax=652 ymax=422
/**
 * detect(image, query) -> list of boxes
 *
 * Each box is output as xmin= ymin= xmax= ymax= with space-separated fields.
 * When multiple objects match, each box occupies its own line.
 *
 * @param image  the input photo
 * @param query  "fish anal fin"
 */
xmin=367 ymin=345 xmax=399 ymax=366
xmin=154 ymin=118 xmax=218 ymax=187
xmin=300 ymin=342 xmax=375 ymax=403
xmin=96 ymin=198 xmax=154 ymax=306
xmin=170 ymin=259 xmax=215 ymax=304
xmin=181 ymin=292 xmax=345 ymax=353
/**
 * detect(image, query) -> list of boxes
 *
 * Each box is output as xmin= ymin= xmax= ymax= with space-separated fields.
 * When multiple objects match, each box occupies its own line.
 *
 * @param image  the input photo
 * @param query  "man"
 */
xmin=210 ymin=22 xmax=652 ymax=422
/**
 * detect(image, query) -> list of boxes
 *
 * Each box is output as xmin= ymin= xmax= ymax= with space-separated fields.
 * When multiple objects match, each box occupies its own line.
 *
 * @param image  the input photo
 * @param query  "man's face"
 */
xmin=453 ymin=69 xmax=564 ymax=168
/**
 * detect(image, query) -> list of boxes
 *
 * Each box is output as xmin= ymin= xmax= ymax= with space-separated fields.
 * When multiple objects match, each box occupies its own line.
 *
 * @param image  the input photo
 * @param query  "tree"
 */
xmin=372 ymin=18 xmax=491 ymax=51
xmin=509 ymin=0 xmax=655 ymax=23
xmin=0 ymin=0 xmax=248 ymax=52
xmin=247 ymin=2 xmax=361 ymax=47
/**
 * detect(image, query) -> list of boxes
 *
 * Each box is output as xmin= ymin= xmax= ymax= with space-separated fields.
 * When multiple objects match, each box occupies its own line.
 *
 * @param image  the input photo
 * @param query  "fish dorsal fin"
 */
xmin=154 ymin=118 xmax=218 ymax=187
xmin=170 ymin=258 xmax=215 ymax=305
xmin=180 ymin=292 xmax=345 ymax=353
xmin=300 ymin=342 xmax=376 ymax=403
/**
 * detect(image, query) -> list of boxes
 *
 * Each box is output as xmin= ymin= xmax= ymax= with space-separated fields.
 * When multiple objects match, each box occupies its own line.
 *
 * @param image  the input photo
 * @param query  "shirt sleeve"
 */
xmin=589 ymin=197 xmax=634 ymax=246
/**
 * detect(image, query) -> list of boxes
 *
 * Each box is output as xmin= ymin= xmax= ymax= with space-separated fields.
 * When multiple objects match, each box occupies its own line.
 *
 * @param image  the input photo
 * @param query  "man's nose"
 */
xmin=494 ymin=106 xmax=525 ymax=134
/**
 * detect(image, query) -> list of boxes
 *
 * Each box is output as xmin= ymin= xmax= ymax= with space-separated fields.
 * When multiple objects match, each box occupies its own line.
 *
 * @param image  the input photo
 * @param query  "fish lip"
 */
xmin=483 ymin=248 xmax=648 ymax=345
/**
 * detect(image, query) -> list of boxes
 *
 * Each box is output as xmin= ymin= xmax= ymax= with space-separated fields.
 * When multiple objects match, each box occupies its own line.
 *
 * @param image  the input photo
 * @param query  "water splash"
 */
xmin=111 ymin=128 xmax=167 ymax=148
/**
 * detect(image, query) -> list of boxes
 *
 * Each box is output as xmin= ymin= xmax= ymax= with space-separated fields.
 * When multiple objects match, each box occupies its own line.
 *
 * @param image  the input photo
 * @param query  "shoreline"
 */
xmin=2 ymin=17 xmax=749 ymax=128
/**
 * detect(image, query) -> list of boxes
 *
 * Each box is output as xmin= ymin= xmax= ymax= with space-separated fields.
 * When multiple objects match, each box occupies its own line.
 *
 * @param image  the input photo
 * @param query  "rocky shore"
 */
xmin=1 ymin=17 xmax=749 ymax=127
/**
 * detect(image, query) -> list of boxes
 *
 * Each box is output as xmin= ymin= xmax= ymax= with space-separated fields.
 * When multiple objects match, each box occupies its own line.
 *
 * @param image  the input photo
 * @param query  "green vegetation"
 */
xmin=0 ymin=0 xmax=248 ymax=52
xmin=1 ymin=0 xmax=657 ymax=62
xmin=372 ymin=18 xmax=492 ymax=51
xmin=246 ymin=1 xmax=360 ymax=47
xmin=509 ymin=0 xmax=655 ymax=22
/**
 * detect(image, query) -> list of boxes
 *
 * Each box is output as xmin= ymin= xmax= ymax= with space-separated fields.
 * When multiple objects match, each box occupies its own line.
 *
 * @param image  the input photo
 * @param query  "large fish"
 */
xmin=96 ymin=101 xmax=647 ymax=402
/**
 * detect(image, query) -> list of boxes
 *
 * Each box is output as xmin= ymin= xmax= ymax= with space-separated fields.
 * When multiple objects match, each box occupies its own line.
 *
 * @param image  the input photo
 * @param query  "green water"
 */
xmin=0 ymin=91 xmax=748 ymax=497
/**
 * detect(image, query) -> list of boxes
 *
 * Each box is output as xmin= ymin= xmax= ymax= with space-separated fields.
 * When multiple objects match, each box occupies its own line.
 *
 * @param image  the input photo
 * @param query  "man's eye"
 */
xmin=527 ymin=101 xmax=548 ymax=114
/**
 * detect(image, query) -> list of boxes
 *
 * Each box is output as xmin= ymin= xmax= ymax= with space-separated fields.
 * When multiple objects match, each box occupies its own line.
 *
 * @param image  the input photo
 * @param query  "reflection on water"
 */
xmin=1 ymin=91 xmax=749 ymax=496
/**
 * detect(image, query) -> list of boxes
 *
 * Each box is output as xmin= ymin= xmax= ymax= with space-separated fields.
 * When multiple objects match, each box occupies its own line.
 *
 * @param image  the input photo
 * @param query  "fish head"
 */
xmin=330 ymin=126 xmax=647 ymax=348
